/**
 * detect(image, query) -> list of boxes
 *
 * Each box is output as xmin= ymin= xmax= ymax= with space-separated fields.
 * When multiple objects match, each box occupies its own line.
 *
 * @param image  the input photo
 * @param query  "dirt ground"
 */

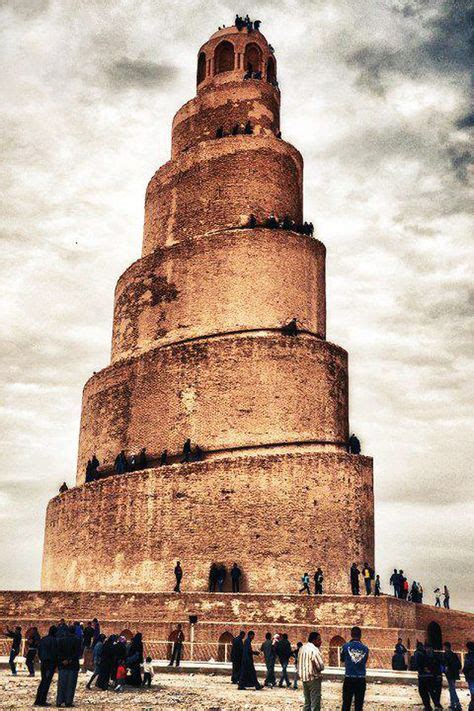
xmin=0 ymin=669 xmax=470 ymax=710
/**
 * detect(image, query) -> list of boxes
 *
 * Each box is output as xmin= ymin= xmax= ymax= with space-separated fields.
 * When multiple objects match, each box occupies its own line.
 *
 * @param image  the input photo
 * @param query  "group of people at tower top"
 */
xmin=243 ymin=212 xmax=314 ymax=235
xmin=234 ymin=14 xmax=261 ymax=32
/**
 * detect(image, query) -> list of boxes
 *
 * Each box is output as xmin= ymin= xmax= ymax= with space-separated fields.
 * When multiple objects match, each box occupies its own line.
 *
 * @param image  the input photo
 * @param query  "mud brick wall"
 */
xmin=142 ymin=137 xmax=303 ymax=255
xmin=172 ymin=81 xmax=280 ymax=157
xmin=112 ymin=229 xmax=326 ymax=362
xmin=44 ymin=451 xmax=373 ymax=593
xmin=77 ymin=334 xmax=348 ymax=480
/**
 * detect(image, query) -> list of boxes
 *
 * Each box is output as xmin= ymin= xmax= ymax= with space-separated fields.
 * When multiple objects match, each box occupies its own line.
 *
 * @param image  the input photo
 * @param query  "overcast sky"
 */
xmin=0 ymin=0 xmax=472 ymax=612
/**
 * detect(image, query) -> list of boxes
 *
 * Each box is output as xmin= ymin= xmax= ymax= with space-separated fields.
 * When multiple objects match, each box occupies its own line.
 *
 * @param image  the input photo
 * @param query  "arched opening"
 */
xmin=329 ymin=635 xmax=345 ymax=667
xmin=427 ymin=621 xmax=442 ymax=650
xmin=215 ymin=41 xmax=235 ymax=74
xmin=217 ymin=631 xmax=234 ymax=662
xmin=197 ymin=52 xmax=206 ymax=84
xmin=120 ymin=628 xmax=133 ymax=641
xmin=244 ymin=42 xmax=262 ymax=74
xmin=267 ymin=55 xmax=277 ymax=83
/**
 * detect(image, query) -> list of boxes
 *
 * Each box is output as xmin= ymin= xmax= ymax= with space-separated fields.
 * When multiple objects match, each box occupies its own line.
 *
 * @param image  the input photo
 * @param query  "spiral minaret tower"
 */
xmin=41 ymin=25 xmax=374 ymax=594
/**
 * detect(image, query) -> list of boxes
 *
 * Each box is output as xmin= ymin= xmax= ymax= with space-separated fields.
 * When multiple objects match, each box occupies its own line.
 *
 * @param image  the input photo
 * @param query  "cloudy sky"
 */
xmin=1 ymin=0 xmax=472 ymax=611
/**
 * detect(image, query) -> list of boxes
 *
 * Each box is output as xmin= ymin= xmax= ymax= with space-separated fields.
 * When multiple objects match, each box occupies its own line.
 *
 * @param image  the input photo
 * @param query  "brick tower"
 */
xmin=41 ymin=24 xmax=374 ymax=595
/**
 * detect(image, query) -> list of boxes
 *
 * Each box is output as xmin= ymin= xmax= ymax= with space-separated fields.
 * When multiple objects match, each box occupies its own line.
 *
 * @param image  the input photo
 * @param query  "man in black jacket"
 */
xmin=5 ymin=626 xmax=21 ymax=675
xmin=56 ymin=625 xmax=81 ymax=708
xmin=443 ymin=641 xmax=462 ymax=711
xmin=34 ymin=626 xmax=57 ymax=707
xmin=276 ymin=633 xmax=292 ymax=688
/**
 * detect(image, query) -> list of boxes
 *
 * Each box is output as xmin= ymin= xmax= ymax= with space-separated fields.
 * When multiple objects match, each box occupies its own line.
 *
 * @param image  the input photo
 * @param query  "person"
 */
xmin=308 ymin=222 xmax=314 ymax=237
xmin=265 ymin=213 xmax=278 ymax=229
xmin=414 ymin=641 xmax=443 ymax=710
xmin=114 ymin=660 xmax=126 ymax=692
xmin=231 ymin=631 xmax=246 ymax=684
xmin=92 ymin=618 xmax=100 ymax=646
xmin=73 ymin=621 xmax=83 ymax=647
xmin=160 ymin=449 xmax=168 ymax=465
xmin=260 ymin=632 xmax=276 ymax=687
xmin=314 ymin=567 xmax=324 ymax=595
xmin=231 ymin=562 xmax=242 ymax=592
xmin=389 ymin=569 xmax=399 ymax=597
xmin=169 ymin=624 xmax=184 ymax=667
xmin=209 ymin=562 xmax=218 ymax=592
xmin=276 ymin=632 xmax=292 ymax=687
xmin=434 ymin=588 xmax=441 ymax=607
xmin=231 ymin=123 xmax=240 ymax=135
xmin=401 ymin=575 xmax=409 ymax=600
xmin=392 ymin=638 xmax=407 ymax=671
xmin=374 ymin=574 xmax=381 ymax=596
xmin=56 ymin=618 xmax=68 ymax=638
xmin=418 ymin=582 xmax=424 ymax=603
xmin=350 ymin=563 xmax=360 ymax=595
xmin=282 ymin=317 xmax=298 ymax=336
xmin=238 ymin=630 xmax=262 ymax=690
xmin=410 ymin=581 xmax=419 ymax=602
xmin=341 ymin=626 xmax=369 ymax=711
xmin=111 ymin=635 xmax=127 ymax=686
xmin=443 ymin=585 xmax=450 ymax=609
xmin=127 ymin=632 xmax=144 ymax=686
xmin=56 ymin=624 xmax=81 ymax=708
xmin=143 ymin=655 xmax=155 ymax=687
xmin=292 ymin=641 xmax=303 ymax=689
xmin=254 ymin=19 xmax=261 ymax=30
xmin=97 ymin=634 xmax=116 ymax=690
xmin=174 ymin=561 xmax=183 ymax=592
xmin=5 ymin=625 xmax=21 ymax=675
xmin=216 ymin=564 xmax=226 ymax=592
xmin=137 ymin=447 xmax=147 ymax=469
xmin=90 ymin=454 xmax=100 ymax=476
xmin=194 ymin=444 xmax=204 ymax=461
xmin=26 ymin=626 xmax=41 ymax=676
xmin=247 ymin=213 xmax=257 ymax=228
xmin=59 ymin=482 xmax=68 ymax=493
xmin=216 ymin=126 xmax=224 ymax=138
xmin=244 ymin=120 xmax=253 ymax=135
xmin=362 ymin=563 xmax=372 ymax=595
xmin=462 ymin=641 xmax=474 ymax=711
xmin=299 ymin=572 xmax=311 ymax=594
xmin=443 ymin=641 xmax=462 ymax=710
xmin=86 ymin=632 xmax=104 ymax=689
xmin=83 ymin=621 xmax=94 ymax=651
xmin=34 ymin=625 xmax=57 ymax=707
xmin=85 ymin=459 xmax=93 ymax=482
xmin=348 ymin=434 xmax=361 ymax=454
xmin=297 ymin=631 xmax=324 ymax=711
xmin=182 ymin=438 xmax=192 ymax=462
xmin=281 ymin=214 xmax=292 ymax=230
xmin=114 ymin=449 xmax=128 ymax=474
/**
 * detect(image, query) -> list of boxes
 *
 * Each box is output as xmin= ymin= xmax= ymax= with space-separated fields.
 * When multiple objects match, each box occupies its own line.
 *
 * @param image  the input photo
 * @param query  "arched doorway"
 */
xmin=215 ymin=41 xmax=234 ymax=74
xmin=267 ymin=55 xmax=276 ymax=83
xmin=329 ymin=635 xmax=345 ymax=666
xmin=197 ymin=52 xmax=206 ymax=84
xmin=217 ymin=631 xmax=233 ymax=662
xmin=427 ymin=621 xmax=442 ymax=650
xmin=244 ymin=42 xmax=262 ymax=74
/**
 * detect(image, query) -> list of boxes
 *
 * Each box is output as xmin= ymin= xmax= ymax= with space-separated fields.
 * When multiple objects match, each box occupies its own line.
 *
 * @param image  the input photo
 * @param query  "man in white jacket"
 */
xmin=297 ymin=631 xmax=325 ymax=711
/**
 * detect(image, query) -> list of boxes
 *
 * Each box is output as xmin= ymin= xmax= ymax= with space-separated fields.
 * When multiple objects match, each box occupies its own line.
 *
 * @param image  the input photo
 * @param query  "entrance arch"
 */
xmin=217 ymin=631 xmax=233 ymax=661
xmin=267 ymin=55 xmax=276 ymax=83
xmin=244 ymin=42 xmax=262 ymax=74
xmin=329 ymin=635 xmax=345 ymax=666
xmin=215 ymin=41 xmax=234 ymax=74
xmin=427 ymin=621 xmax=442 ymax=650
xmin=197 ymin=52 xmax=206 ymax=84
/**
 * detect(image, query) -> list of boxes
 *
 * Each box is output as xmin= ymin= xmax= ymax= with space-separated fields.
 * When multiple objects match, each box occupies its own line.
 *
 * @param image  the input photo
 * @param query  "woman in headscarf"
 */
xmin=126 ymin=632 xmax=144 ymax=687
xmin=96 ymin=634 xmax=117 ymax=690
xmin=238 ymin=631 xmax=262 ymax=690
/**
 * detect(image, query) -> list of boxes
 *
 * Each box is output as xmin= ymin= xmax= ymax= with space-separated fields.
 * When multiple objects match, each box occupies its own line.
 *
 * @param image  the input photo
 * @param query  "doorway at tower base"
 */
xmin=42 ymin=450 xmax=373 ymax=593
xmin=0 ymin=591 xmax=472 ymax=670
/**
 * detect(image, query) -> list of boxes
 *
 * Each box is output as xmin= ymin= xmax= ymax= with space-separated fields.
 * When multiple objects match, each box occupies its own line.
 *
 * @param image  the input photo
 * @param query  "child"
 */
xmin=292 ymin=641 xmax=303 ymax=689
xmin=143 ymin=655 xmax=155 ymax=687
xmin=374 ymin=574 xmax=381 ymax=596
xmin=114 ymin=660 xmax=127 ymax=692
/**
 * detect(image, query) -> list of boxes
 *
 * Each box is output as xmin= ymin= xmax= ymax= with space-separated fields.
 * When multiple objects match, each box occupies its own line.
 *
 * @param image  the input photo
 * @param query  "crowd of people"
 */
xmin=4 ymin=618 xmax=474 ymax=711
xmin=215 ymin=120 xmax=253 ymax=138
xmin=243 ymin=212 xmax=314 ymax=235
xmin=234 ymin=14 xmax=261 ymax=32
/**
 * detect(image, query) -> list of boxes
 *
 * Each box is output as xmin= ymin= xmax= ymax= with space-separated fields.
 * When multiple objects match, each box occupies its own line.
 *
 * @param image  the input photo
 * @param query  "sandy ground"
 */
xmin=0 ymin=670 xmax=470 ymax=710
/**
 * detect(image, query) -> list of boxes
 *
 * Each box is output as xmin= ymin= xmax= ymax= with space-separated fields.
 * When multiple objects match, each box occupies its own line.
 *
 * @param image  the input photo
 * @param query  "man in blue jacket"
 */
xmin=341 ymin=626 xmax=369 ymax=711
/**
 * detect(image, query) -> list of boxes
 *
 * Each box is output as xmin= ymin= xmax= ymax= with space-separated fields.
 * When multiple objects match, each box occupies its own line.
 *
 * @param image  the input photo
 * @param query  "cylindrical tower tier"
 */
xmin=143 ymin=136 xmax=303 ymax=255
xmin=112 ymin=229 xmax=326 ymax=362
xmin=43 ymin=450 xmax=374 ymax=594
xmin=77 ymin=333 xmax=348 ymax=484
xmin=172 ymin=80 xmax=280 ymax=158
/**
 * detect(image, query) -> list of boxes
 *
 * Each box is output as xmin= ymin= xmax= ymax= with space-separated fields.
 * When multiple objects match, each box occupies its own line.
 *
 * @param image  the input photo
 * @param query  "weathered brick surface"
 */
xmin=43 ymin=452 xmax=372 ymax=593
xmin=143 ymin=137 xmax=303 ymax=255
xmin=1 ymin=591 xmax=472 ymax=665
xmin=112 ymin=229 xmax=326 ymax=362
xmin=172 ymin=81 xmax=280 ymax=157
xmin=77 ymin=335 xmax=348 ymax=480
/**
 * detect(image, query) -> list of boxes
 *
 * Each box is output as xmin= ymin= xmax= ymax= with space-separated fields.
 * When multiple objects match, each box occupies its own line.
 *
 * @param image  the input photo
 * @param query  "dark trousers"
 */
xmin=232 ymin=578 xmax=240 ymax=592
xmin=9 ymin=650 xmax=18 ymax=674
xmin=174 ymin=576 xmax=182 ymax=592
xmin=57 ymin=668 xmax=79 ymax=707
xmin=342 ymin=677 xmax=366 ymax=711
xmin=26 ymin=649 xmax=37 ymax=675
xmin=143 ymin=672 xmax=152 ymax=687
xmin=35 ymin=661 xmax=56 ymax=705
xmin=264 ymin=658 xmax=276 ymax=686
xmin=231 ymin=660 xmax=242 ymax=684
xmin=351 ymin=581 xmax=359 ymax=595
xmin=393 ymin=585 xmax=400 ymax=598
xmin=300 ymin=583 xmax=311 ymax=594
xmin=418 ymin=676 xmax=440 ymax=709
xmin=170 ymin=642 xmax=182 ymax=666
xmin=314 ymin=583 xmax=323 ymax=594
xmin=279 ymin=660 xmax=290 ymax=687
xmin=364 ymin=578 xmax=371 ymax=595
